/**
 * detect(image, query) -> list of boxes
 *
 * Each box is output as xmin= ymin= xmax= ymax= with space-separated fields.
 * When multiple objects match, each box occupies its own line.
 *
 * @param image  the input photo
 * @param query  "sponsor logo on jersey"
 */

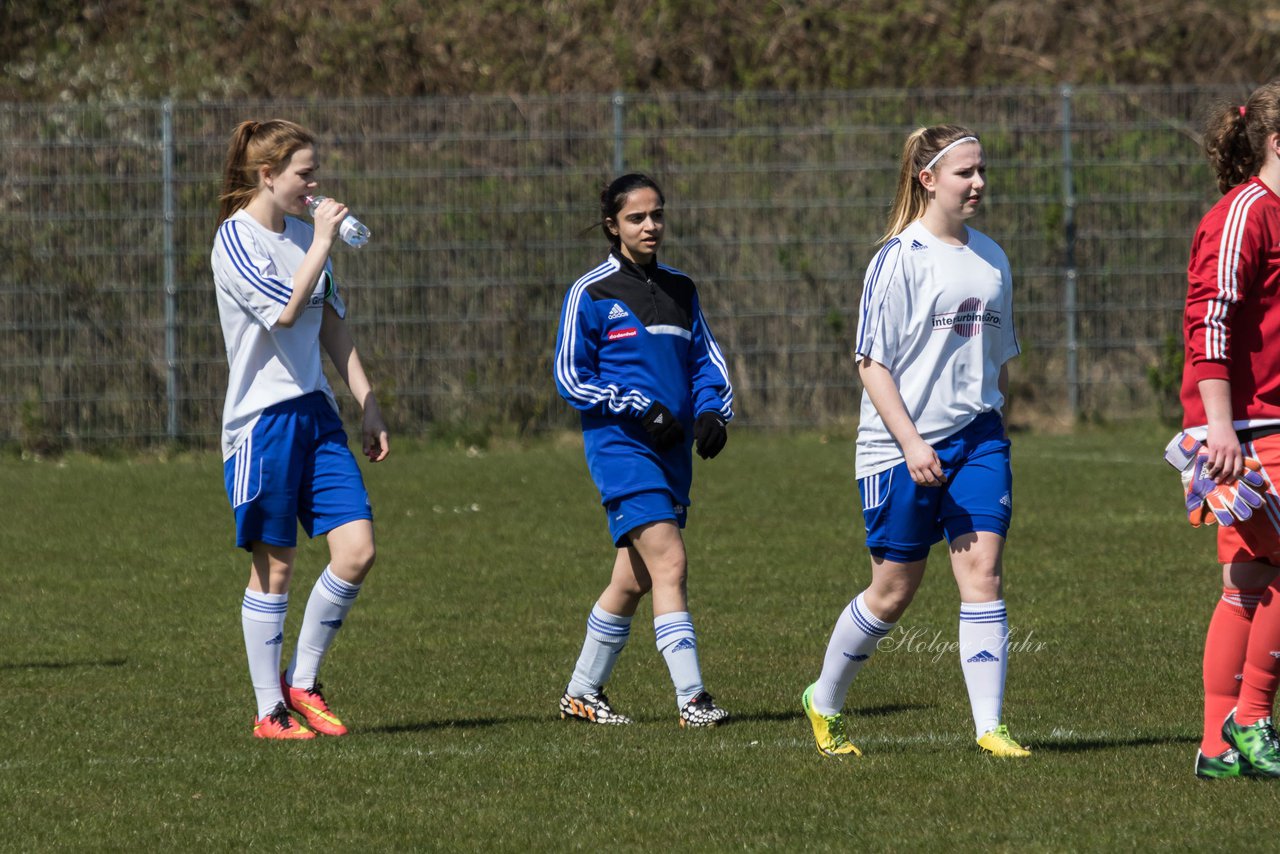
xmin=607 ymin=303 xmax=629 ymax=320
xmin=931 ymin=297 xmax=1002 ymax=337
xmin=607 ymin=327 xmax=638 ymax=340
xmin=910 ymin=239 xmax=927 ymax=251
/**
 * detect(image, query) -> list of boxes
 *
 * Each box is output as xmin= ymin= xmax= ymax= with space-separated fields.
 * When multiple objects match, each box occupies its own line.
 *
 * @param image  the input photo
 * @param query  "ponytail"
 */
xmin=216 ymin=119 xmax=315 ymax=225
xmin=878 ymin=124 xmax=980 ymax=245
xmin=1204 ymin=81 xmax=1280 ymax=194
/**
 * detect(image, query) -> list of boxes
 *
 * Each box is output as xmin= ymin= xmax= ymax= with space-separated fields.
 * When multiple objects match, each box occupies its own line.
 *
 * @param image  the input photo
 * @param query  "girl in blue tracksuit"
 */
xmin=553 ymin=173 xmax=734 ymax=728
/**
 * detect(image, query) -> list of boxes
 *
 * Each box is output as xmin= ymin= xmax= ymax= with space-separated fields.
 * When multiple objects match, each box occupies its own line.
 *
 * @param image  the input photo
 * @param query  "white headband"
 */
xmin=923 ymin=136 xmax=979 ymax=171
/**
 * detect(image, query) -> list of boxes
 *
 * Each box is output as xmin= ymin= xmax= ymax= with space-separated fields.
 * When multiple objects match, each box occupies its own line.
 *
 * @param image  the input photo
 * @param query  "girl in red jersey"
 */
xmin=1181 ymin=80 xmax=1280 ymax=779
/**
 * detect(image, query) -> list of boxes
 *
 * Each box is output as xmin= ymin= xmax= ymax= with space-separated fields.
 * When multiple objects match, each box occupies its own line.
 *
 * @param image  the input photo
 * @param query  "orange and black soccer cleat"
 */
xmin=559 ymin=688 xmax=633 ymax=724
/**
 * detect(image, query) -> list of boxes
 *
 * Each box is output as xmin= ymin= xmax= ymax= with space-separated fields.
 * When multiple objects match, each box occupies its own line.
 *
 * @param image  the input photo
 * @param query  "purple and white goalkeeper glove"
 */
xmin=1168 ymin=432 xmax=1270 ymax=527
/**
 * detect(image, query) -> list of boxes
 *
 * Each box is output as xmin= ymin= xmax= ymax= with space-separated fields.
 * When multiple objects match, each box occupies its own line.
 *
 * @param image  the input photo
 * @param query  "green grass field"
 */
xmin=7 ymin=425 xmax=1280 ymax=850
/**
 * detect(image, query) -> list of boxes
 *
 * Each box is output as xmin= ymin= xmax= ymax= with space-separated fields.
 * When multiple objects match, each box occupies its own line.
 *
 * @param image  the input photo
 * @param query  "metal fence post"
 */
xmin=161 ymin=99 xmax=178 ymax=440
xmin=612 ymin=91 xmax=625 ymax=175
xmin=1060 ymin=84 xmax=1079 ymax=420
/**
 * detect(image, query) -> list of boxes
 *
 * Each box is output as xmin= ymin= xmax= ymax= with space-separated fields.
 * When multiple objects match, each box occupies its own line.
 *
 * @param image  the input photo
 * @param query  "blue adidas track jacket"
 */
xmin=554 ymin=250 xmax=734 ymax=507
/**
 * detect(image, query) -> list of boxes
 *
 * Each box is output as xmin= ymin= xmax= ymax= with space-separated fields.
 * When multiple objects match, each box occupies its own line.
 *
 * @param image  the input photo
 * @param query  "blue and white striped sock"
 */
xmin=242 ymin=589 xmax=288 ymax=719
xmin=655 ymin=611 xmax=703 ymax=707
xmin=286 ymin=566 xmax=361 ymax=691
xmin=959 ymin=599 xmax=1009 ymax=737
xmin=567 ymin=603 xmax=632 ymax=697
xmin=811 ymin=592 xmax=895 ymax=716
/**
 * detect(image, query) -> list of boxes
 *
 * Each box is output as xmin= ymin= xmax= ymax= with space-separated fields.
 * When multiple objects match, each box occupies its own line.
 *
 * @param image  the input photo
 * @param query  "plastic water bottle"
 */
xmin=305 ymin=195 xmax=370 ymax=248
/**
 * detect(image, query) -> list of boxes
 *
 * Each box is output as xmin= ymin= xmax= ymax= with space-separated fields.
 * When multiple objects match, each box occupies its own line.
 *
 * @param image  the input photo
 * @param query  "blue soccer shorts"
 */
xmin=605 ymin=489 xmax=687 ymax=547
xmin=223 ymin=391 xmax=373 ymax=552
xmin=858 ymin=411 xmax=1012 ymax=563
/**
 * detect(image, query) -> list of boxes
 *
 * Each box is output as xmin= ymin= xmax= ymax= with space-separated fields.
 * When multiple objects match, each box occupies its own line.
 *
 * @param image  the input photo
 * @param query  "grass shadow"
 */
xmin=852 ymin=703 xmax=929 ymax=719
xmin=0 ymin=658 xmax=128 ymax=671
xmin=732 ymin=703 xmax=927 ymax=724
xmin=366 ymin=715 xmax=542 ymax=734
xmin=1032 ymin=733 xmax=1196 ymax=753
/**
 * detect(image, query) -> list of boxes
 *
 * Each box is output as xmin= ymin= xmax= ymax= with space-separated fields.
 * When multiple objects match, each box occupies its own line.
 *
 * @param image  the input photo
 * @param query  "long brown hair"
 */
xmin=878 ymin=124 xmax=980 ymax=245
xmin=216 ymin=119 xmax=315 ymax=224
xmin=1204 ymin=81 xmax=1280 ymax=194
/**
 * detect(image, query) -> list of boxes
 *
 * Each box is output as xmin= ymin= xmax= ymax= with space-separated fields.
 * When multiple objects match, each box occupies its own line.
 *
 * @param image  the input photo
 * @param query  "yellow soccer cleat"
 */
xmin=802 ymin=683 xmax=862 ymax=758
xmin=977 ymin=724 xmax=1031 ymax=757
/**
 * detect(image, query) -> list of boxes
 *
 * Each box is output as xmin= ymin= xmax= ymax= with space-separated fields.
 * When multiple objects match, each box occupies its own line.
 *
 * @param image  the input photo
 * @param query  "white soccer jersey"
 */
xmin=854 ymin=220 xmax=1020 ymax=478
xmin=211 ymin=209 xmax=346 ymax=459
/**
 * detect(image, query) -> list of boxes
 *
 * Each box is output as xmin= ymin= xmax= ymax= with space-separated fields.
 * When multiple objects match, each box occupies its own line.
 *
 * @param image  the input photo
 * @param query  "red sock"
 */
xmin=1203 ymin=588 xmax=1263 ymax=754
xmin=1236 ymin=581 xmax=1280 ymax=726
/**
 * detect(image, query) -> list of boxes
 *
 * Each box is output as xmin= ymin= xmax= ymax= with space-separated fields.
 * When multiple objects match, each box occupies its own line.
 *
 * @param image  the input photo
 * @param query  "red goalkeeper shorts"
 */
xmin=1218 ymin=433 xmax=1280 ymax=564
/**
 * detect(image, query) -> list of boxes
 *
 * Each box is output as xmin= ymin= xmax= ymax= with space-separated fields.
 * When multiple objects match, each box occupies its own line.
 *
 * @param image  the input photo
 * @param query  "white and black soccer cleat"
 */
xmin=679 ymin=691 xmax=730 ymax=728
xmin=559 ymin=688 xmax=634 ymax=725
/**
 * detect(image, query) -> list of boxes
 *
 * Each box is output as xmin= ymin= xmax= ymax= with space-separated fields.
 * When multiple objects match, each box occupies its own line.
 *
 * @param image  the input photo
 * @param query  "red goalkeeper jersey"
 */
xmin=1181 ymin=177 xmax=1280 ymax=432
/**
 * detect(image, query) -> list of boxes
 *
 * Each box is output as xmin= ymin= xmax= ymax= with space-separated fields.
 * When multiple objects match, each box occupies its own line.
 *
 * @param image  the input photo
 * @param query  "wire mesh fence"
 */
xmin=0 ymin=85 xmax=1242 ymax=450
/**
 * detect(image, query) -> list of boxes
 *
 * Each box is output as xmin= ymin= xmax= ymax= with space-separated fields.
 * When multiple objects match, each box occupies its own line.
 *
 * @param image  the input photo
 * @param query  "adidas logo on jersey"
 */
xmin=910 ymin=239 xmax=927 ymax=251
xmin=607 ymin=303 xmax=629 ymax=320
xmin=966 ymin=649 xmax=1000 ymax=663
xmin=1000 ymin=493 xmax=1012 ymax=508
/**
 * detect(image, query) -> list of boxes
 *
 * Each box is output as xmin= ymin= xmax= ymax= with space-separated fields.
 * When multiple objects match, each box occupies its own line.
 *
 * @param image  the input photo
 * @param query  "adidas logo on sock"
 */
xmin=266 ymin=632 xmax=284 ymax=646
xmin=843 ymin=652 xmax=870 ymax=662
xmin=608 ymin=303 xmax=629 ymax=320
xmin=671 ymin=638 xmax=697 ymax=652
xmin=966 ymin=649 xmax=1000 ymax=663
xmin=321 ymin=619 xmax=344 ymax=629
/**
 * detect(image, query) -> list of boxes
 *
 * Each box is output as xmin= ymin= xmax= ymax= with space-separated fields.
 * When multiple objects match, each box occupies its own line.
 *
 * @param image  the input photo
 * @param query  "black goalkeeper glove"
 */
xmin=641 ymin=402 xmax=685 ymax=451
xmin=693 ymin=411 xmax=727 ymax=459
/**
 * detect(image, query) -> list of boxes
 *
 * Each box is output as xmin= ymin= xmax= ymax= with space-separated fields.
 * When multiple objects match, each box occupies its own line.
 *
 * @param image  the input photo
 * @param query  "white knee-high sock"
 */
xmin=242 ymin=589 xmax=288 ymax=719
xmin=959 ymin=599 xmax=1010 ymax=737
xmin=566 ymin=603 xmax=632 ymax=697
xmin=811 ymin=592 xmax=895 ymax=716
xmin=655 ymin=611 xmax=703 ymax=707
xmin=286 ymin=566 xmax=361 ymax=690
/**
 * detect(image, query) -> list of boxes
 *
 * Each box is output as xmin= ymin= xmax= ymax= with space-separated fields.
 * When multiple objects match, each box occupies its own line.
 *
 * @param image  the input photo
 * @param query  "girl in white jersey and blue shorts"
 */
xmin=801 ymin=125 xmax=1030 ymax=759
xmin=212 ymin=119 xmax=389 ymax=739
